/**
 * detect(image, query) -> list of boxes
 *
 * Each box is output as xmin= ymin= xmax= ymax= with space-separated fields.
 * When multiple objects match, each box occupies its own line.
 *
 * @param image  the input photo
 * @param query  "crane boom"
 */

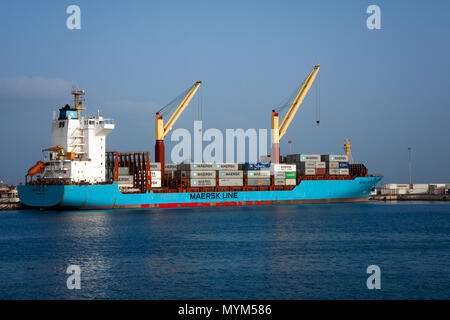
xmin=271 ymin=63 xmax=320 ymax=163
xmin=155 ymin=81 xmax=202 ymax=140
xmin=155 ymin=81 xmax=202 ymax=179
xmin=163 ymin=81 xmax=202 ymax=137
xmin=278 ymin=63 xmax=320 ymax=140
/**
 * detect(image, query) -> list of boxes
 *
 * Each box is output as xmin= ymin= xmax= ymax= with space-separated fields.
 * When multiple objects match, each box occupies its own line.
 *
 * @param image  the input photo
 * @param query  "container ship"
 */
xmin=18 ymin=64 xmax=382 ymax=210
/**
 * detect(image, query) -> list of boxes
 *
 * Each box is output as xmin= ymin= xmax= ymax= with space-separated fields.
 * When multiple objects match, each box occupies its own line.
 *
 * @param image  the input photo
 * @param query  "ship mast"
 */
xmin=72 ymin=86 xmax=86 ymax=118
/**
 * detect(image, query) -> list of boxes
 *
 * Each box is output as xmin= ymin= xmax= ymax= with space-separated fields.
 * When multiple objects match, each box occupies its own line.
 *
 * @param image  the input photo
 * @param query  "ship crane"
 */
xmin=42 ymin=145 xmax=66 ymax=160
xmin=271 ymin=63 xmax=320 ymax=163
xmin=155 ymin=81 xmax=202 ymax=177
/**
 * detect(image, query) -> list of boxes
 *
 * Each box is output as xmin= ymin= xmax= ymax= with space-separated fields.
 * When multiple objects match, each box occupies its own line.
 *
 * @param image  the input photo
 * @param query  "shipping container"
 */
xmin=327 ymin=161 xmax=339 ymax=168
xmin=247 ymin=170 xmax=271 ymax=177
xmin=285 ymin=179 xmax=297 ymax=186
xmin=304 ymin=168 xmax=316 ymax=175
xmin=338 ymin=162 xmax=349 ymax=168
xmin=150 ymin=171 xmax=161 ymax=179
xmin=274 ymin=172 xmax=286 ymax=179
xmin=179 ymin=163 xmax=215 ymax=171
xmin=151 ymin=179 xmax=161 ymax=188
xmin=286 ymin=154 xmax=321 ymax=162
xmin=315 ymin=162 xmax=326 ymax=169
xmin=149 ymin=162 xmax=161 ymax=170
xmin=215 ymin=163 xmax=239 ymax=170
xmin=339 ymin=169 xmax=349 ymax=175
xmin=118 ymin=175 xmax=133 ymax=186
xmin=315 ymin=168 xmax=326 ymax=175
xmin=298 ymin=161 xmax=316 ymax=169
xmin=322 ymin=155 xmax=349 ymax=162
xmin=244 ymin=163 xmax=271 ymax=170
xmin=164 ymin=163 xmax=178 ymax=171
xmin=190 ymin=179 xmax=216 ymax=187
xmin=271 ymin=164 xmax=296 ymax=172
xmin=329 ymin=168 xmax=340 ymax=175
xmin=180 ymin=171 xmax=216 ymax=178
xmin=118 ymin=167 xmax=129 ymax=176
xmin=274 ymin=178 xmax=286 ymax=186
xmin=247 ymin=178 xmax=271 ymax=186
xmin=218 ymin=170 xmax=243 ymax=178
xmin=285 ymin=172 xmax=296 ymax=179
xmin=219 ymin=178 xmax=243 ymax=187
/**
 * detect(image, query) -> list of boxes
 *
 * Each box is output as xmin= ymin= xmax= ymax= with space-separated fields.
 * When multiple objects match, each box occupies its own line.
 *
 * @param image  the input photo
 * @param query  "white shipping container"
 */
xmin=180 ymin=163 xmax=215 ymax=171
xmin=190 ymin=179 xmax=216 ymax=187
xmin=322 ymin=155 xmax=349 ymax=162
xmin=285 ymin=178 xmax=297 ymax=186
xmin=215 ymin=163 xmax=239 ymax=170
xmin=274 ymin=178 xmax=285 ymax=186
xmin=151 ymin=179 xmax=161 ymax=188
xmin=149 ymin=163 xmax=161 ymax=170
xmin=118 ymin=175 xmax=133 ymax=185
xmin=219 ymin=178 xmax=243 ymax=187
xmin=181 ymin=171 xmax=216 ymax=178
xmin=274 ymin=172 xmax=286 ymax=179
xmin=298 ymin=161 xmax=316 ymax=169
xmin=339 ymin=169 xmax=349 ymax=175
xmin=150 ymin=171 xmax=161 ymax=179
xmin=287 ymin=154 xmax=321 ymax=162
xmin=247 ymin=170 xmax=271 ymax=177
xmin=305 ymin=168 xmax=316 ymax=175
xmin=271 ymin=164 xmax=296 ymax=172
xmin=218 ymin=170 xmax=243 ymax=178
xmin=329 ymin=168 xmax=340 ymax=175
xmin=315 ymin=162 xmax=326 ymax=169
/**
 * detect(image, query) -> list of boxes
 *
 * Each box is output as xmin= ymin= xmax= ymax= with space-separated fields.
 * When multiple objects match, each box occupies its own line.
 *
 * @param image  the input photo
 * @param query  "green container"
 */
xmin=285 ymin=172 xmax=296 ymax=179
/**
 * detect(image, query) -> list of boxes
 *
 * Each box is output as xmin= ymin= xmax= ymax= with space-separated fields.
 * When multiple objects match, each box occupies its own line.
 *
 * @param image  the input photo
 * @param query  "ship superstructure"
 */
xmin=33 ymin=89 xmax=115 ymax=184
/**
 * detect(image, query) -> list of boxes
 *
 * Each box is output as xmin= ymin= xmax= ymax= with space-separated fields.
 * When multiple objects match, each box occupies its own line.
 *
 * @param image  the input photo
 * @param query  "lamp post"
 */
xmin=408 ymin=147 xmax=412 ymax=189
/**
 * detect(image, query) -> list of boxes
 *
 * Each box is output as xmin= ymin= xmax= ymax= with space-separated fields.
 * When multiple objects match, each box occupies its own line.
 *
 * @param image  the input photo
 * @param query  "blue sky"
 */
xmin=0 ymin=0 xmax=449 ymax=184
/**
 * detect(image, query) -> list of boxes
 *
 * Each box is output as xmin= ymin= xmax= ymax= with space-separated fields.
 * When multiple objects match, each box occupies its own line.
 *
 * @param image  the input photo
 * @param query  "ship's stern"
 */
xmin=17 ymin=184 xmax=65 ymax=208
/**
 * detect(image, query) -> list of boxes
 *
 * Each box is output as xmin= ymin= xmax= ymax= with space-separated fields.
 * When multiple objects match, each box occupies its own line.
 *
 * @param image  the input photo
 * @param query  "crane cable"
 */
xmin=157 ymin=86 xmax=191 ymax=117
xmin=316 ymin=71 xmax=321 ymax=126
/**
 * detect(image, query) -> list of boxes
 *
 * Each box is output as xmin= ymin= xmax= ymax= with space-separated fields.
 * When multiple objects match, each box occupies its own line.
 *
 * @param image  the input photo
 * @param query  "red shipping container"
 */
xmin=315 ymin=168 xmax=326 ymax=175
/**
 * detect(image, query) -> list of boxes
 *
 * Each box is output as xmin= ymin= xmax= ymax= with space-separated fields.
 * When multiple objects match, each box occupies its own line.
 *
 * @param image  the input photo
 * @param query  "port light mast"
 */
xmin=271 ymin=63 xmax=320 ymax=163
xmin=155 ymin=81 xmax=202 ymax=176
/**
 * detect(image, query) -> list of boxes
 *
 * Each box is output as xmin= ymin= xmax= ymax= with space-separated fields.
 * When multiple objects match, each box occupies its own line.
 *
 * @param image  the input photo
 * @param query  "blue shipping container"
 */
xmin=339 ymin=162 xmax=349 ymax=168
xmin=245 ymin=163 xmax=271 ymax=170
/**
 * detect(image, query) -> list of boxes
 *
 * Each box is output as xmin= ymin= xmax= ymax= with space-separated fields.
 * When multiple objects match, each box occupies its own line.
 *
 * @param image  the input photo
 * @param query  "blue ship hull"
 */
xmin=18 ymin=177 xmax=382 ymax=210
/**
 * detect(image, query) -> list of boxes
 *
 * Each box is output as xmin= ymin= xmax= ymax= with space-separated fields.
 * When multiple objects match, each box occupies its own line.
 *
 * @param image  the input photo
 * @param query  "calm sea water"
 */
xmin=0 ymin=202 xmax=449 ymax=299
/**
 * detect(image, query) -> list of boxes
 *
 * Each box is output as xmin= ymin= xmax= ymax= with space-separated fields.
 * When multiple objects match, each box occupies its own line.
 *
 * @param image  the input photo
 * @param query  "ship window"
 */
xmin=89 ymin=120 xmax=95 ymax=125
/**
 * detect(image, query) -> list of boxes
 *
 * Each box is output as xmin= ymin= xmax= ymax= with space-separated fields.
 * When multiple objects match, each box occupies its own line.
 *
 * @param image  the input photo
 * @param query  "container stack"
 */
xmin=321 ymin=155 xmax=349 ymax=175
xmin=178 ymin=163 xmax=216 ymax=187
xmin=150 ymin=162 xmax=162 ymax=187
xmin=270 ymin=163 xmax=297 ymax=186
xmin=117 ymin=166 xmax=133 ymax=187
xmin=245 ymin=163 xmax=271 ymax=186
xmin=164 ymin=163 xmax=178 ymax=179
xmin=217 ymin=163 xmax=243 ymax=187
xmin=286 ymin=154 xmax=325 ymax=176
